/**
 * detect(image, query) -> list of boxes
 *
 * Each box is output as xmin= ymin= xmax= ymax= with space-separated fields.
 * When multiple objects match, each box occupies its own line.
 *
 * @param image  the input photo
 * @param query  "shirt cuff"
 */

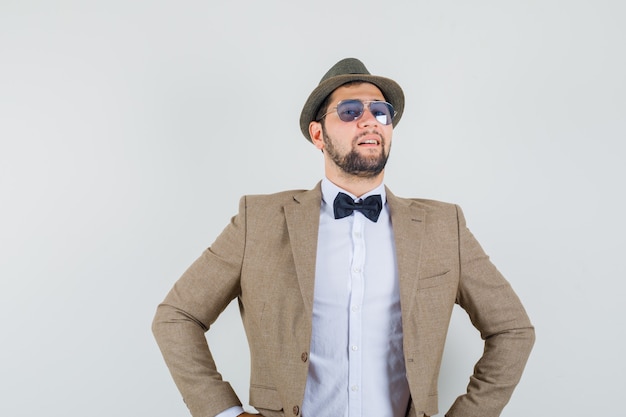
xmin=215 ymin=405 xmax=246 ymax=417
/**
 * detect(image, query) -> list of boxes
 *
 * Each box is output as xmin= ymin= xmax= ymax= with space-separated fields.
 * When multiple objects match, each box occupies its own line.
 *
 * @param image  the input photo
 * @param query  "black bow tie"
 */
xmin=333 ymin=192 xmax=383 ymax=222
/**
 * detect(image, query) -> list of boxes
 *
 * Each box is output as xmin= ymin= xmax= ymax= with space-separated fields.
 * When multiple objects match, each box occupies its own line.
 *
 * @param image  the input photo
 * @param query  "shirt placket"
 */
xmin=348 ymin=212 xmax=365 ymax=417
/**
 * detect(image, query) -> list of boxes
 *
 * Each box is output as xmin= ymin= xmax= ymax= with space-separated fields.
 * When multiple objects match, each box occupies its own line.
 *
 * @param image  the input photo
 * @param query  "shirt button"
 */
xmin=301 ymin=352 xmax=308 ymax=362
xmin=292 ymin=405 xmax=300 ymax=415
xmin=351 ymin=305 xmax=359 ymax=312
xmin=351 ymin=385 xmax=359 ymax=392
xmin=351 ymin=345 xmax=358 ymax=351
xmin=354 ymin=231 xmax=362 ymax=238
xmin=353 ymin=267 xmax=361 ymax=273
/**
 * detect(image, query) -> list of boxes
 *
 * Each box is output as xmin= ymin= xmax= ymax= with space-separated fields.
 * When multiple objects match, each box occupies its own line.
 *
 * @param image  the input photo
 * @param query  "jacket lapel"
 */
xmin=283 ymin=183 xmax=322 ymax=317
xmin=386 ymin=187 xmax=426 ymax=317
xmin=282 ymin=184 xmax=425 ymax=320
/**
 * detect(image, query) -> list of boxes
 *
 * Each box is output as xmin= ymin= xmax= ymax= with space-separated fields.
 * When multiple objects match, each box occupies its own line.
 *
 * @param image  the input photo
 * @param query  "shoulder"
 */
xmin=387 ymin=187 xmax=459 ymax=212
xmin=235 ymin=186 xmax=321 ymax=231
xmin=243 ymin=188 xmax=316 ymax=206
xmin=236 ymin=184 xmax=322 ymax=216
xmin=385 ymin=189 xmax=467 ymax=230
xmin=400 ymin=197 xmax=457 ymax=210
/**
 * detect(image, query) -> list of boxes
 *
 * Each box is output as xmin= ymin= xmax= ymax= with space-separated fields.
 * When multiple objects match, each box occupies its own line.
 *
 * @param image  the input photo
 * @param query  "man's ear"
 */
xmin=309 ymin=121 xmax=324 ymax=150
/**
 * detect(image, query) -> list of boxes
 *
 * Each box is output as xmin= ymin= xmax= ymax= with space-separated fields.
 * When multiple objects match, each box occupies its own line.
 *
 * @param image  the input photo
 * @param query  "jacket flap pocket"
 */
xmin=250 ymin=385 xmax=283 ymax=411
xmin=417 ymin=269 xmax=452 ymax=289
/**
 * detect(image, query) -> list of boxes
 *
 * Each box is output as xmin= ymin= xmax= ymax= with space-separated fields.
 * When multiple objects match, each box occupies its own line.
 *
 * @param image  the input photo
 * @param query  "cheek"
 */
xmin=383 ymin=128 xmax=393 ymax=144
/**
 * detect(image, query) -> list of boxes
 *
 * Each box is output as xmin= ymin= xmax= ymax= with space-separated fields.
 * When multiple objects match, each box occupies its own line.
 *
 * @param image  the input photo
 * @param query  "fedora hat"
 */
xmin=299 ymin=57 xmax=405 ymax=142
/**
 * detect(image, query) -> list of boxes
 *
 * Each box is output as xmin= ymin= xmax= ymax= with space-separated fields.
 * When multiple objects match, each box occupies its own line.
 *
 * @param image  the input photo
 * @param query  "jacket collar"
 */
xmin=284 ymin=182 xmax=426 ymax=317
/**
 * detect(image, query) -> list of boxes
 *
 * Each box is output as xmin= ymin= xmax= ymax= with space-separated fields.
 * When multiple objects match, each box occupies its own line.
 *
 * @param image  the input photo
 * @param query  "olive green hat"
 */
xmin=299 ymin=57 xmax=405 ymax=142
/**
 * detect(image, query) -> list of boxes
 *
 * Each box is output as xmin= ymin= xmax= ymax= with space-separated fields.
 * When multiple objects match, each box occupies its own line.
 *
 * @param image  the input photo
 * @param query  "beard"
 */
xmin=322 ymin=127 xmax=390 ymax=178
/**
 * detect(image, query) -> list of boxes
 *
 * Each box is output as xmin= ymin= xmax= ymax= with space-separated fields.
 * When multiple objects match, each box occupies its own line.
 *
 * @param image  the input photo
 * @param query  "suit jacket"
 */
xmin=152 ymin=183 xmax=535 ymax=417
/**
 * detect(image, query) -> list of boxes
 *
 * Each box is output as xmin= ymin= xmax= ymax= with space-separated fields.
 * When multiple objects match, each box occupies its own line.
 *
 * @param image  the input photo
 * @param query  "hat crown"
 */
xmin=319 ymin=58 xmax=371 ymax=83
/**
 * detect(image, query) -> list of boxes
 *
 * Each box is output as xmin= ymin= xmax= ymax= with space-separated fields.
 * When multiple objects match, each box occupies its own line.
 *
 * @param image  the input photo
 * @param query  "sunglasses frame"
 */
xmin=317 ymin=99 xmax=396 ymax=125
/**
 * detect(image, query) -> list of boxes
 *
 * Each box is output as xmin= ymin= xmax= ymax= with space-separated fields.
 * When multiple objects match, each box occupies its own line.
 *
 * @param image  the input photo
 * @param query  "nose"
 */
xmin=356 ymin=106 xmax=380 ymax=128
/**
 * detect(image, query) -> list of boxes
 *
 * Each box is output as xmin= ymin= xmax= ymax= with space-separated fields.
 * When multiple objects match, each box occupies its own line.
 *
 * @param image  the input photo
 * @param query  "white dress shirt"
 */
xmin=302 ymin=178 xmax=409 ymax=417
xmin=218 ymin=179 xmax=409 ymax=417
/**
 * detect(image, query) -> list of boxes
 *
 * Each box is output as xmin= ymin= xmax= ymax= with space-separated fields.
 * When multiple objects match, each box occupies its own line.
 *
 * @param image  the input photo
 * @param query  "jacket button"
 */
xmin=293 ymin=405 xmax=300 ymax=415
xmin=301 ymin=352 xmax=308 ymax=362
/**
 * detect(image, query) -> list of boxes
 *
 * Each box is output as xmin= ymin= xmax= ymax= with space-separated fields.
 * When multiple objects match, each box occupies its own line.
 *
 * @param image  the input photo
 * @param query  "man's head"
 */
xmin=310 ymin=82 xmax=392 ymax=179
xmin=299 ymin=58 xmax=404 ymax=143
xmin=300 ymin=58 xmax=404 ymax=182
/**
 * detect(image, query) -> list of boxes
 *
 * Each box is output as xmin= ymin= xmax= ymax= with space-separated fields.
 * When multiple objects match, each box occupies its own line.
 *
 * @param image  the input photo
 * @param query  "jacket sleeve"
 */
xmin=152 ymin=196 xmax=248 ymax=417
xmin=446 ymin=205 xmax=535 ymax=417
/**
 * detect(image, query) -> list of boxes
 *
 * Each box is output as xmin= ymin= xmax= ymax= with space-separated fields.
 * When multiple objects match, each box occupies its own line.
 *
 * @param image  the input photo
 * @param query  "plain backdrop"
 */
xmin=1 ymin=1 xmax=624 ymax=416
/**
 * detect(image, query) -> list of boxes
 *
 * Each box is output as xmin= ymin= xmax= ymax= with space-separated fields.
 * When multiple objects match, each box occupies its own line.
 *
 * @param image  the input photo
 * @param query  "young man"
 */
xmin=153 ymin=58 xmax=535 ymax=417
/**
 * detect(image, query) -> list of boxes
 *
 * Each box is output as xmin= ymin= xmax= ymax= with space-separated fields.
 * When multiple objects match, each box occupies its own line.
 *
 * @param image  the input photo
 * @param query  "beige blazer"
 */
xmin=152 ymin=183 xmax=534 ymax=417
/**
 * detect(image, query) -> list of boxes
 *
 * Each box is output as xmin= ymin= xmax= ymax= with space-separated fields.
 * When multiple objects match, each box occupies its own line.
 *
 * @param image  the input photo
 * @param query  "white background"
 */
xmin=1 ymin=1 xmax=624 ymax=416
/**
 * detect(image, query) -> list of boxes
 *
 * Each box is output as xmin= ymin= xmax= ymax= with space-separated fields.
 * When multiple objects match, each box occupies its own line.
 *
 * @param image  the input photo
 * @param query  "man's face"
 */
xmin=310 ymin=83 xmax=393 ymax=179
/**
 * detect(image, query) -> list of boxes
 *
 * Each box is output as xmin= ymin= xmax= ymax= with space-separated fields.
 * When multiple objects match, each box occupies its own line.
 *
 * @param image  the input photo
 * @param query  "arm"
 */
xmin=152 ymin=197 xmax=248 ymax=417
xmin=446 ymin=206 xmax=535 ymax=417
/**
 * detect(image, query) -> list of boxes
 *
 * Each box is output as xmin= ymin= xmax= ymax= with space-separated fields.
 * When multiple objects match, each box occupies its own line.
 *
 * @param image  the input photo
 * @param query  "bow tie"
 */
xmin=333 ymin=192 xmax=383 ymax=222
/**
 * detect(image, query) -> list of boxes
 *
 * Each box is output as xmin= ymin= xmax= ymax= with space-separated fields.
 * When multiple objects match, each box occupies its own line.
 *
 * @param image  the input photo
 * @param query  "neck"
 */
xmin=325 ymin=169 xmax=384 ymax=197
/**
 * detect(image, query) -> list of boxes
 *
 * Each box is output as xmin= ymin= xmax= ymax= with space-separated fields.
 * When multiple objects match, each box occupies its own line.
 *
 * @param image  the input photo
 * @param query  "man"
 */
xmin=152 ymin=58 xmax=535 ymax=417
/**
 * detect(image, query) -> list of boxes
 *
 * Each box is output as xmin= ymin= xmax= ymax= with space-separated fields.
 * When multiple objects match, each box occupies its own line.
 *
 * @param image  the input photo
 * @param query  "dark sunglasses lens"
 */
xmin=369 ymin=102 xmax=394 ymax=125
xmin=336 ymin=100 xmax=365 ymax=122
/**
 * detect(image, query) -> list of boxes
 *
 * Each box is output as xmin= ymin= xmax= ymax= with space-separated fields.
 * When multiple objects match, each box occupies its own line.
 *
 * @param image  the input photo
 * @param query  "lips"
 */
xmin=357 ymin=134 xmax=382 ymax=146
xmin=358 ymin=139 xmax=380 ymax=145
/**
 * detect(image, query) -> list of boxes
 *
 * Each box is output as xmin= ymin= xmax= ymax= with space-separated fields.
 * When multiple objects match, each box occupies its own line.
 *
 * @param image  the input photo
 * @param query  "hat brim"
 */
xmin=299 ymin=74 xmax=405 ymax=142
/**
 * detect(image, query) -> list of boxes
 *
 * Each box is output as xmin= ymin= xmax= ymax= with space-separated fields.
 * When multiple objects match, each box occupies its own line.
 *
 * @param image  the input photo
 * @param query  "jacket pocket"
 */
xmin=417 ymin=269 xmax=452 ymax=289
xmin=250 ymin=384 xmax=283 ymax=412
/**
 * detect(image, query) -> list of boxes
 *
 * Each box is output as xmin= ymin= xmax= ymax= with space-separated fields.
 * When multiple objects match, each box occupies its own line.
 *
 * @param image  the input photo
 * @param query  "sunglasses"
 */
xmin=318 ymin=99 xmax=396 ymax=125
